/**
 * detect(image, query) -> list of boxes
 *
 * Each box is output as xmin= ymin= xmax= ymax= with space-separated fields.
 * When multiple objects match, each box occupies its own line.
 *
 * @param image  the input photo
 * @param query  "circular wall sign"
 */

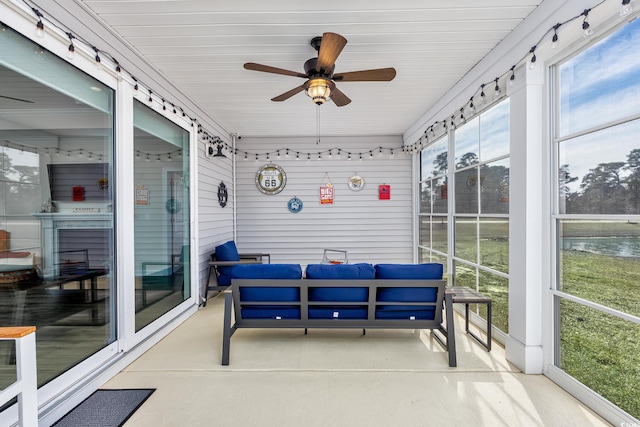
xmin=165 ymin=198 xmax=181 ymax=214
xmin=287 ymin=197 xmax=303 ymax=213
xmin=256 ymin=163 xmax=287 ymax=195
xmin=347 ymin=175 xmax=365 ymax=191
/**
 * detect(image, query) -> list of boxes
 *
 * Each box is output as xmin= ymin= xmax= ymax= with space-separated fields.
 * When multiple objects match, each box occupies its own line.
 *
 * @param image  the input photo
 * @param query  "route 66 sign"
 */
xmin=256 ymin=163 xmax=286 ymax=195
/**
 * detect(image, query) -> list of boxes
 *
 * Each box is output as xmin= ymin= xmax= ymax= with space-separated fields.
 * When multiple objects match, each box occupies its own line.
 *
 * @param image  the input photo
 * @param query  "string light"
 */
xmin=621 ymin=0 xmax=633 ymax=16
xmin=17 ymin=0 xmax=619 ymax=162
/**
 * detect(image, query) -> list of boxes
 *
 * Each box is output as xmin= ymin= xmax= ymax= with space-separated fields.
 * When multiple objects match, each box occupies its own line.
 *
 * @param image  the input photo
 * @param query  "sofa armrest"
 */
xmin=239 ymin=253 xmax=271 ymax=264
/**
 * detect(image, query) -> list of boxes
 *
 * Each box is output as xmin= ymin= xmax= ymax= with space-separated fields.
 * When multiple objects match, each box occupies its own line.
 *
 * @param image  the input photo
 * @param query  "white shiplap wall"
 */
xmin=197 ymin=141 xmax=234 ymax=292
xmin=235 ymin=135 xmax=413 ymax=266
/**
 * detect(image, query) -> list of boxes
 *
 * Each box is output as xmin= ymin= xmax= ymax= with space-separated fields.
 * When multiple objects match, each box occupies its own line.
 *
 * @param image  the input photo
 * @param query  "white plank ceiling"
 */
xmin=62 ymin=1 xmax=543 ymax=137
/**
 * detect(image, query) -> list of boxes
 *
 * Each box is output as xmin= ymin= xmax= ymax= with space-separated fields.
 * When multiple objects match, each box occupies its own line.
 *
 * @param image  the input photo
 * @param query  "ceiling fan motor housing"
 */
xmin=304 ymin=58 xmax=334 ymax=78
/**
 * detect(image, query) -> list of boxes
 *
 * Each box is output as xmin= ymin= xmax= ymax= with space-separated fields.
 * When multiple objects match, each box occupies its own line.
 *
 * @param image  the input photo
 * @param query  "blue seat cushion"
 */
xmin=241 ymin=306 xmax=300 ymax=319
xmin=375 ymin=305 xmax=436 ymax=320
xmin=305 ymin=263 xmax=375 ymax=280
xmin=374 ymin=263 xmax=443 ymax=280
xmin=308 ymin=306 xmax=368 ymax=319
xmin=377 ymin=287 xmax=438 ymax=302
xmin=231 ymin=264 xmax=302 ymax=280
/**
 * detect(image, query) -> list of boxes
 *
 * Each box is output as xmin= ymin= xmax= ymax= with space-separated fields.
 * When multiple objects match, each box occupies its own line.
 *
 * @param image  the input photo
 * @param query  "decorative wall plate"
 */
xmin=256 ymin=163 xmax=287 ymax=195
xmin=347 ymin=175 xmax=365 ymax=191
xmin=287 ymin=197 xmax=303 ymax=213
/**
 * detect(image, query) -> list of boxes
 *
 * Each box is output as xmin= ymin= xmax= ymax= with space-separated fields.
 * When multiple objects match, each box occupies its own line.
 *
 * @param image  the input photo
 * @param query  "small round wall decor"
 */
xmin=347 ymin=175 xmax=365 ymax=191
xmin=256 ymin=163 xmax=287 ymax=195
xmin=165 ymin=198 xmax=182 ymax=214
xmin=287 ymin=197 xmax=303 ymax=213
xmin=96 ymin=177 xmax=109 ymax=190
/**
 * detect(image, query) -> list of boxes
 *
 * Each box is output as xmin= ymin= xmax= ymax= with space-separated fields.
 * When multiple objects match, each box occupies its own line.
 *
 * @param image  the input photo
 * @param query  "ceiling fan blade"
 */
xmin=330 ymin=86 xmax=351 ymax=107
xmin=271 ymin=85 xmax=305 ymax=102
xmin=333 ymin=68 xmax=397 ymax=82
xmin=316 ymin=32 xmax=347 ymax=74
xmin=0 ymin=95 xmax=34 ymax=103
xmin=244 ymin=62 xmax=307 ymax=78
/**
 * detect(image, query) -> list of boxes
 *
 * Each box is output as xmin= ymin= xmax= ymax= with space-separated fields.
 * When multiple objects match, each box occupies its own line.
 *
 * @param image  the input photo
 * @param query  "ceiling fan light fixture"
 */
xmin=305 ymin=78 xmax=331 ymax=105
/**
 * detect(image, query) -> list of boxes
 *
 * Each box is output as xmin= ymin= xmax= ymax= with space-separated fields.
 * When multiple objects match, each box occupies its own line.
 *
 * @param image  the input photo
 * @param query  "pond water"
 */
xmin=562 ymin=236 xmax=640 ymax=258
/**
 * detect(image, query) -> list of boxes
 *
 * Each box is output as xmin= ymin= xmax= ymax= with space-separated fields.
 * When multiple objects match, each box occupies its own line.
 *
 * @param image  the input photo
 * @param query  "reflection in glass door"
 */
xmin=0 ymin=24 xmax=116 ymax=388
xmin=133 ymin=101 xmax=190 ymax=331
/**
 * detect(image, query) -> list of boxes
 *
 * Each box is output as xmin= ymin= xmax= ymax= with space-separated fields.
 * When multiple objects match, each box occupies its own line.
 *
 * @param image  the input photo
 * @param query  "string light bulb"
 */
xmin=621 ymin=0 xmax=633 ymax=16
xmin=582 ymin=9 xmax=594 ymax=37
xmin=494 ymin=77 xmax=501 ymax=99
xmin=480 ymin=84 xmax=486 ymax=104
xmin=32 ymin=8 xmax=44 ymax=38
xmin=551 ymin=23 xmax=561 ymax=49
xmin=93 ymin=47 xmax=103 ymax=70
xmin=509 ymin=66 xmax=516 ymax=86
xmin=66 ymin=33 xmax=75 ymax=60
xmin=529 ymin=46 xmax=537 ymax=70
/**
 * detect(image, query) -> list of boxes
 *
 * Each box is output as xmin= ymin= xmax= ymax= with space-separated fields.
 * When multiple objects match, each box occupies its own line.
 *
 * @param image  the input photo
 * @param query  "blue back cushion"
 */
xmin=374 ymin=263 xmax=443 ymax=280
xmin=214 ymin=241 xmax=240 ymax=284
xmin=233 ymin=264 xmax=302 ymax=303
xmin=305 ymin=263 xmax=375 ymax=280
xmin=231 ymin=264 xmax=302 ymax=280
xmin=215 ymin=240 xmax=240 ymax=262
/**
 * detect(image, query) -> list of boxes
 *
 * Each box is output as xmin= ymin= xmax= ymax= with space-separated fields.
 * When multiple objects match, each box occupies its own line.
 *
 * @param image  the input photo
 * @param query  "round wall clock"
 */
xmin=347 ymin=175 xmax=365 ymax=191
xmin=256 ymin=163 xmax=287 ymax=195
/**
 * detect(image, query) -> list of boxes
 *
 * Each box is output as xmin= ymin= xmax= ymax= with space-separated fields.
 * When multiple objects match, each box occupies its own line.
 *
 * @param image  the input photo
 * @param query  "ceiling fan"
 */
xmin=244 ymin=32 xmax=396 ymax=107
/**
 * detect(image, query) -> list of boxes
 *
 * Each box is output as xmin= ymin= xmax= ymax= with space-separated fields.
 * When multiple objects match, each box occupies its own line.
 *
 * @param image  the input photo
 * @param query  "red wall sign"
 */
xmin=320 ymin=185 xmax=334 ymax=204
xmin=379 ymin=184 xmax=390 ymax=200
xmin=72 ymin=186 xmax=85 ymax=201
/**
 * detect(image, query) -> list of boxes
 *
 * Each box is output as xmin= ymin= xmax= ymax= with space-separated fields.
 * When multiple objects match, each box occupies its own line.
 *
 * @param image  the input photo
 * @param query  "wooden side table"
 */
xmin=447 ymin=286 xmax=492 ymax=351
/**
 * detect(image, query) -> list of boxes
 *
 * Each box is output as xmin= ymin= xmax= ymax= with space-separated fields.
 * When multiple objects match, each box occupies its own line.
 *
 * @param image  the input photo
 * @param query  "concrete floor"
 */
xmin=105 ymin=294 xmax=610 ymax=426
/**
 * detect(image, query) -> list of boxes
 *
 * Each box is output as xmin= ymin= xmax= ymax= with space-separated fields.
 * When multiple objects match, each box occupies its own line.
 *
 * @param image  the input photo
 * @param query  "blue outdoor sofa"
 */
xmin=221 ymin=262 xmax=456 ymax=367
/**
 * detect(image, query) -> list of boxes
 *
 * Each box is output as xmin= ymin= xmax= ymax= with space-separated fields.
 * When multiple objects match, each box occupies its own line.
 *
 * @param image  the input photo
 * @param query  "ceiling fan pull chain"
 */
xmin=316 ymin=105 xmax=321 ymax=145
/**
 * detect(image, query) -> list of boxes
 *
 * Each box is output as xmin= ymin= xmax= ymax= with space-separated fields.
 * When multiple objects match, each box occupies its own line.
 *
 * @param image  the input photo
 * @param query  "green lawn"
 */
xmin=559 ymin=250 xmax=640 ymax=419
